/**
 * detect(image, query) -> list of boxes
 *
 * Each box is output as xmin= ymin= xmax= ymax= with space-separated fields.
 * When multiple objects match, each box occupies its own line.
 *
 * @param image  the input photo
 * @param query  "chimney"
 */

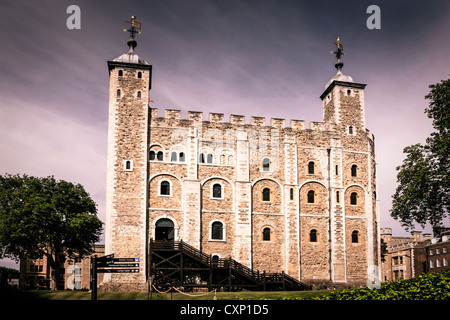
xmin=380 ymin=228 xmax=392 ymax=243
xmin=411 ymin=230 xmax=422 ymax=242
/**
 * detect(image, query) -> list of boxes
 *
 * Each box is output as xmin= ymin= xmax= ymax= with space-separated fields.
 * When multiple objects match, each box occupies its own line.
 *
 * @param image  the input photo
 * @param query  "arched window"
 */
xmin=351 ymin=164 xmax=357 ymax=177
xmin=179 ymin=152 xmax=185 ymax=162
xmin=263 ymin=228 xmax=271 ymax=241
xmin=137 ymin=91 xmax=141 ymax=99
xmin=160 ymin=181 xmax=171 ymax=196
xmin=207 ymin=154 xmax=213 ymax=164
xmin=349 ymin=126 xmax=353 ymax=135
xmin=262 ymin=188 xmax=270 ymax=201
xmin=212 ymin=183 xmax=222 ymax=199
xmin=309 ymin=229 xmax=317 ymax=242
xmin=199 ymin=153 xmax=205 ymax=163
xmin=307 ymin=190 xmax=315 ymax=203
xmin=290 ymin=188 xmax=294 ymax=200
xmin=118 ymin=70 xmax=123 ymax=77
xmin=116 ymin=89 xmax=121 ymax=98
xmin=149 ymin=150 xmax=155 ymax=161
xmin=155 ymin=218 xmax=174 ymax=241
xmin=352 ymin=230 xmax=359 ymax=243
xmin=125 ymin=160 xmax=131 ymax=170
xmin=211 ymin=255 xmax=220 ymax=266
xmin=171 ymin=151 xmax=177 ymax=162
xmin=308 ymin=161 xmax=315 ymax=175
xmin=350 ymin=192 xmax=357 ymax=205
xmin=227 ymin=155 xmax=233 ymax=165
xmin=157 ymin=151 xmax=164 ymax=161
xmin=137 ymin=71 xmax=142 ymax=79
xmin=336 ymin=191 xmax=340 ymax=203
xmin=211 ymin=221 xmax=223 ymax=240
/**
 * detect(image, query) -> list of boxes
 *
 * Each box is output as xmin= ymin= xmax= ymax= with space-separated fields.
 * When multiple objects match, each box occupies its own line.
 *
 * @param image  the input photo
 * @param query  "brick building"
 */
xmin=426 ymin=229 xmax=450 ymax=274
xmin=103 ymin=27 xmax=380 ymax=291
xmin=381 ymin=227 xmax=450 ymax=282
xmin=19 ymin=245 xmax=104 ymax=290
xmin=380 ymin=228 xmax=430 ymax=282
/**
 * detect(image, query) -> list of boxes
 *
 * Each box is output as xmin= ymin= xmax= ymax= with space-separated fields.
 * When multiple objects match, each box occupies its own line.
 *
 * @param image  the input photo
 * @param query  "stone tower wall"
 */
xmin=104 ymin=53 xmax=379 ymax=290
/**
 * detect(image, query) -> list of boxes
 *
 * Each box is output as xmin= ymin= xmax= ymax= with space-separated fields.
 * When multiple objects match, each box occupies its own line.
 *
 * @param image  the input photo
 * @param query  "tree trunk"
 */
xmin=47 ymin=248 xmax=64 ymax=290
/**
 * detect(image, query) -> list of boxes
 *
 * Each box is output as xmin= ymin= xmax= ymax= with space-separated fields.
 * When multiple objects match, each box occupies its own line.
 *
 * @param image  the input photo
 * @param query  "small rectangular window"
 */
xmin=212 ymin=222 xmax=224 ymax=240
xmin=160 ymin=181 xmax=171 ymax=196
xmin=308 ymin=162 xmax=315 ymax=175
xmin=124 ymin=160 xmax=133 ymax=171
xmin=262 ymin=158 xmax=270 ymax=171
xmin=212 ymin=184 xmax=222 ymax=198
xmin=262 ymin=188 xmax=270 ymax=201
xmin=263 ymin=228 xmax=271 ymax=241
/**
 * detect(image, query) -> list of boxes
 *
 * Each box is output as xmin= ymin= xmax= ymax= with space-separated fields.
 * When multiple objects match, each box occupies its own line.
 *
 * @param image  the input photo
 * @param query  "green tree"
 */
xmin=391 ymin=76 xmax=450 ymax=232
xmin=0 ymin=174 xmax=103 ymax=289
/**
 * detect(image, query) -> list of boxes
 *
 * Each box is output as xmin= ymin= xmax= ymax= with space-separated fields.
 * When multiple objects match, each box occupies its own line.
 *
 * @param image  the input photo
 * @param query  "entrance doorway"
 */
xmin=155 ymin=218 xmax=174 ymax=241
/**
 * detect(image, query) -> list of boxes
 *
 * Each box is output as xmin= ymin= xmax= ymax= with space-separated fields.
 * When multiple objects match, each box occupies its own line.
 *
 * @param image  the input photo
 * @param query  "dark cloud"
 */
xmin=1 ymin=0 xmax=450 ymax=270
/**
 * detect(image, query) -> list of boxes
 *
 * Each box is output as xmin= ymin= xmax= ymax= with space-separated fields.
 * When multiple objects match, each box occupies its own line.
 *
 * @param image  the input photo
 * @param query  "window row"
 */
xmin=430 ymin=258 xmax=448 ymax=268
xmin=262 ymin=158 xmax=359 ymax=177
xmin=118 ymin=70 xmax=143 ymax=78
xmin=210 ymin=224 xmax=360 ymax=243
xmin=309 ymin=229 xmax=360 ymax=243
xmin=210 ymin=221 xmax=273 ymax=242
xmin=116 ymin=89 xmax=143 ymax=99
xmin=429 ymin=247 xmax=448 ymax=255
xmin=157 ymin=181 xmax=360 ymax=206
xmin=150 ymin=151 xmax=186 ymax=162
xmin=158 ymin=181 xmax=225 ymax=199
xmin=149 ymin=151 xmax=234 ymax=165
xmin=199 ymin=153 xmax=234 ymax=165
xmin=148 ymin=151 xmax=360 ymax=177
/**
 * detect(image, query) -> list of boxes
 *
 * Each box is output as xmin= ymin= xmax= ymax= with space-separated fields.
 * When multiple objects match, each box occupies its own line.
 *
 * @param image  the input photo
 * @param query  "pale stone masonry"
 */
xmin=103 ymin=35 xmax=381 ymax=291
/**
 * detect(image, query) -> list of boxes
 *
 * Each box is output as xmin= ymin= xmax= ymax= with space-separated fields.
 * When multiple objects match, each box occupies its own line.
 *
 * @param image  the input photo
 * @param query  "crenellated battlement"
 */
xmin=150 ymin=108 xmax=326 ymax=131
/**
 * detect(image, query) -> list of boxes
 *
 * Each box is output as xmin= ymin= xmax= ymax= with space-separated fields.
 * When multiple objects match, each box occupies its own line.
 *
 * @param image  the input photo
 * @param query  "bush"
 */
xmin=313 ymin=271 xmax=450 ymax=300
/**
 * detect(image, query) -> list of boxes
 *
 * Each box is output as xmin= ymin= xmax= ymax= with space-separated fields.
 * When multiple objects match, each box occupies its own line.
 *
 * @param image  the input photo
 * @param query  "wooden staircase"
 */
xmin=149 ymin=239 xmax=311 ymax=291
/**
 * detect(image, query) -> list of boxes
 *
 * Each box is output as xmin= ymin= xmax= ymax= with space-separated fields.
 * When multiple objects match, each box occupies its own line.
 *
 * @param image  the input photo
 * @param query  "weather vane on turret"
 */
xmin=122 ymin=16 xmax=142 ymax=53
xmin=123 ymin=15 xmax=141 ymax=39
xmin=330 ymin=37 xmax=345 ymax=72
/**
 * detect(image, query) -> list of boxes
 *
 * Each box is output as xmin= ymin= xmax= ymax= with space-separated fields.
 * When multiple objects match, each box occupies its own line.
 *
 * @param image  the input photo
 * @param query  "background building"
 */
xmin=20 ymin=245 xmax=104 ymax=290
xmin=380 ymin=228 xmax=429 ymax=282
xmin=426 ymin=229 xmax=450 ymax=274
xmin=381 ymin=227 xmax=450 ymax=282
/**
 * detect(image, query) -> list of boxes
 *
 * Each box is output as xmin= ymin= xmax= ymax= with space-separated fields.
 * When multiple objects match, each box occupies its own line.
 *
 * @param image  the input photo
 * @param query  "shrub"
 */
xmin=313 ymin=270 xmax=450 ymax=300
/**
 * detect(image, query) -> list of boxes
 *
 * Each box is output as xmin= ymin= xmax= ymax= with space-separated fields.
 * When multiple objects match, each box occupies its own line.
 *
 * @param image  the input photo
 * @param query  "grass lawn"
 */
xmin=26 ymin=289 xmax=331 ymax=300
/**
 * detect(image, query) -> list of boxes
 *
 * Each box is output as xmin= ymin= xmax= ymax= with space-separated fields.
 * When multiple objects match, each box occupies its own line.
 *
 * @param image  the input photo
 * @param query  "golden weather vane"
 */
xmin=123 ymin=15 xmax=142 ymax=39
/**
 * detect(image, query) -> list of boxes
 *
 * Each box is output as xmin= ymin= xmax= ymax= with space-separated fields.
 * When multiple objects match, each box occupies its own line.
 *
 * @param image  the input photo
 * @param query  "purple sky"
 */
xmin=1 ymin=0 xmax=449 ymax=268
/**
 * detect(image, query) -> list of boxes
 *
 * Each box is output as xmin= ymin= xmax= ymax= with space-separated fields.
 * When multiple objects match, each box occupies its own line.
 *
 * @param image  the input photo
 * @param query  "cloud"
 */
xmin=1 ymin=0 xmax=450 ymax=252
xmin=0 ymin=98 xmax=107 ymax=227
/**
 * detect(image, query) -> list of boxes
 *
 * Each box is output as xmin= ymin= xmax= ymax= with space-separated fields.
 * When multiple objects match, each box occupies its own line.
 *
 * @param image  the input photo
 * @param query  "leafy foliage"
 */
xmin=0 ymin=174 xmax=103 ymax=289
xmin=391 ymin=76 xmax=450 ymax=231
xmin=313 ymin=271 xmax=450 ymax=300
